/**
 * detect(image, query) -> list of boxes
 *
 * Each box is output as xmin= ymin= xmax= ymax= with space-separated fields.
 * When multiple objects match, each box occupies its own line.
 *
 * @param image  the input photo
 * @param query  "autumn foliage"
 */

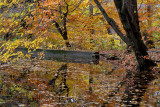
xmin=0 ymin=0 xmax=160 ymax=106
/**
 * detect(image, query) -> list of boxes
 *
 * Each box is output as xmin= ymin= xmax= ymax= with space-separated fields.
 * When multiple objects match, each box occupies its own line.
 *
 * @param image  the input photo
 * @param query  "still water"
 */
xmin=0 ymin=59 xmax=159 ymax=107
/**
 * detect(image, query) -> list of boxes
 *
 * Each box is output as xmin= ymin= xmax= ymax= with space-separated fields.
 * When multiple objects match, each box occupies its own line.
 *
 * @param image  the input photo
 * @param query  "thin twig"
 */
xmin=138 ymin=0 xmax=143 ymax=11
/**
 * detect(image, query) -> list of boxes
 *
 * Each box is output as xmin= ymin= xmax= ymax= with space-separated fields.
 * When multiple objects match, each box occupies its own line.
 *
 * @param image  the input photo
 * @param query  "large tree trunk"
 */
xmin=94 ymin=0 xmax=157 ymax=71
xmin=114 ymin=0 xmax=156 ymax=71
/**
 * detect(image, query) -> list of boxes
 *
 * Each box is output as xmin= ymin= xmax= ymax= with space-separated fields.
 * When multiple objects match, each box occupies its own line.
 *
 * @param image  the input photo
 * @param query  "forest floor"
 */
xmin=100 ymin=48 xmax=160 ymax=72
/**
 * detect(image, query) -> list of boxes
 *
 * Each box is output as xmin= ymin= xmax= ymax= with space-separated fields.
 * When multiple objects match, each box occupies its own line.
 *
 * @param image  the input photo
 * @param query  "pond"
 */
xmin=0 ymin=59 xmax=159 ymax=107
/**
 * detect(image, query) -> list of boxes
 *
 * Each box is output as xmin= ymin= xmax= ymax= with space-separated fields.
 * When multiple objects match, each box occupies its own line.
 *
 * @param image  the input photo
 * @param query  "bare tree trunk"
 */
xmin=89 ymin=0 xmax=94 ymax=94
xmin=94 ymin=0 xmax=157 ymax=71
xmin=114 ymin=0 xmax=156 ymax=71
xmin=53 ymin=2 xmax=71 ymax=47
xmin=89 ymin=0 xmax=95 ymax=48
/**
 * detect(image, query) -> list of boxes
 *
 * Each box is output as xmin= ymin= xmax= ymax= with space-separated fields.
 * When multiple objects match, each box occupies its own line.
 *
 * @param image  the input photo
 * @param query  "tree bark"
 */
xmin=53 ymin=2 xmax=71 ymax=48
xmin=94 ymin=0 xmax=157 ymax=71
xmin=53 ymin=20 xmax=71 ymax=47
xmin=114 ymin=0 xmax=157 ymax=70
xmin=89 ymin=0 xmax=95 ymax=49
xmin=94 ymin=0 xmax=131 ymax=47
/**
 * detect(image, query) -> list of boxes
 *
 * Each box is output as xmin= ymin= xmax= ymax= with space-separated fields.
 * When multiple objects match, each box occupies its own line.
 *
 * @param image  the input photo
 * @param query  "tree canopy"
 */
xmin=0 ymin=0 xmax=159 ymax=70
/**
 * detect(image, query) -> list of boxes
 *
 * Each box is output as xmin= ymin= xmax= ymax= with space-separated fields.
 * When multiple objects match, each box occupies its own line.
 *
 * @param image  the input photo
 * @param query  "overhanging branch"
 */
xmin=94 ymin=0 xmax=131 ymax=46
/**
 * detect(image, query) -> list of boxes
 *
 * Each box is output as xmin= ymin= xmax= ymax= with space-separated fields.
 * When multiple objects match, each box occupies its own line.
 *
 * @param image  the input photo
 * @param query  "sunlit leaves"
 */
xmin=0 ymin=0 xmax=159 ymax=62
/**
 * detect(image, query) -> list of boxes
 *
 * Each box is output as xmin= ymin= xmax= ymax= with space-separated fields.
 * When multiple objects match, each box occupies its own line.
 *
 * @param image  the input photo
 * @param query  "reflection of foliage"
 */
xmin=0 ymin=57 xmax=159 ymax=106
xmin=49 ymin=64 xmax=69 ymax=96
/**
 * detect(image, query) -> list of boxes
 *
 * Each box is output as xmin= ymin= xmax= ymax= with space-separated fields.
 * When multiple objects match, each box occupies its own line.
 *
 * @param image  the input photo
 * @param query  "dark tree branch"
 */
xmin=114 ymin=0 xmax=157 ymax=71
xmin=94 ymin=0 xmax=131 ymax=46
xmin=63 ymin=2 xmax=68 ymax=39
xmin=70 ymin=0 xmax=84 ymax=13
xmin=53 ymin=20 xmax=63 ymax=37
xmin=94 ymin=0 xmax=157 ymax=71
xmin=102 ymin=70 xmax=133 ymax=106
xmin=52 ymin=2 xmax=71 ymax=47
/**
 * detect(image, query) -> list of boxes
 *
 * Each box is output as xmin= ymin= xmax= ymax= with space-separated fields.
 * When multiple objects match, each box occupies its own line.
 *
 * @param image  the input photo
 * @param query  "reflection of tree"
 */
xmin=89 ymin=65 xmax=94 ymax=94
xmin=49 ymin=64 xmax=69 ymax=97
xmin=121 ymin=70 xmax=155 ymax=106
xmin=102 ymin=70 xmax=156 ymax=106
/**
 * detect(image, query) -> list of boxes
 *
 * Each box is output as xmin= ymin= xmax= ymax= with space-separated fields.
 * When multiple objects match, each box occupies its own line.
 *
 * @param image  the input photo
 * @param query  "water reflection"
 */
xmin=102 ymin=70 xmax=157 ymax=106
xmin=49 ymin=64 xmax=69 ymax=95
xmin=0 ymin=60 xmax=159 ymax=106
xmin=122 ymin=70 xmax=155 ymax=106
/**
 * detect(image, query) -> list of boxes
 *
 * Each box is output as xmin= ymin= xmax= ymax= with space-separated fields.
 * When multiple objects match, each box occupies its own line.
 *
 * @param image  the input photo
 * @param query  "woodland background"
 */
xmin=0 ymin=0 xmax=160 ymax=106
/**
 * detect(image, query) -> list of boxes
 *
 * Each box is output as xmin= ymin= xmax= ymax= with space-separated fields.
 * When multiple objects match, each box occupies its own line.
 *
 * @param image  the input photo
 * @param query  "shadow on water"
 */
xmin=49 ymin=64 xmax=69 ymax=96
xmin=0 ymin=57 xmax=159 ymax=106
xmin=102 ymin=69 xmax=157 ymax=106
xmin=47 ymin=62 xmax=159 ymax=106
xmin=122 ymin=70 xmax=155 ymax=106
